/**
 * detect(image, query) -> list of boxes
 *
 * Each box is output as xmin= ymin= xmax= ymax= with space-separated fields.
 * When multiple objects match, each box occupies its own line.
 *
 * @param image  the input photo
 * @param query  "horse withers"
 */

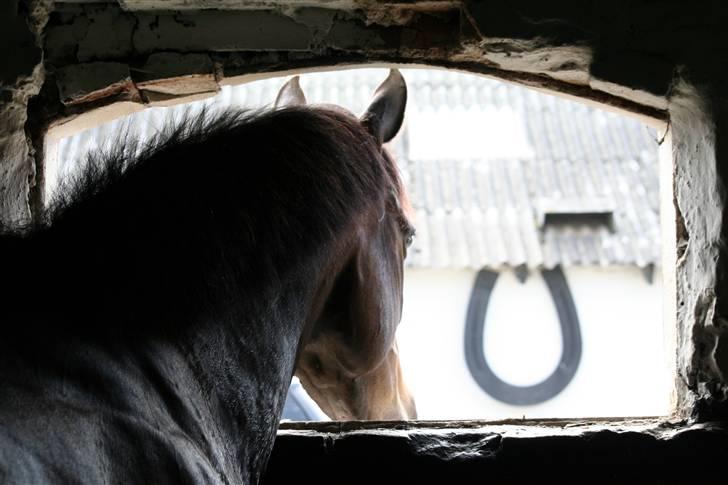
xmin=0 ymin=69 xmax=415 ymax=484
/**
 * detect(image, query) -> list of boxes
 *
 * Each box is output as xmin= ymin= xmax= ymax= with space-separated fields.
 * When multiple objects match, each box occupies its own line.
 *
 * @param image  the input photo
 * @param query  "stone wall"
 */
xmin=0 ymin=0 xmax=50 ymax=226
xmin=2 ymin=0 xmax=728 ymax=463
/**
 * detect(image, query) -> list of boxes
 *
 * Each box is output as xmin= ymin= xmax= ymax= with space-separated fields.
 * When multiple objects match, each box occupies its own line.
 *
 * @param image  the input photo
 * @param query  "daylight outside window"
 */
xmin=44 ymin=68 xmax=673 ymax=422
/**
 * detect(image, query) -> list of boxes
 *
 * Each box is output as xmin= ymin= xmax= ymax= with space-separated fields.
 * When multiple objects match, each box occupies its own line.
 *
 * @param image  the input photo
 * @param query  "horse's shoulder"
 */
xmin=0 ymin=386 xmax=230 ymax=485
xmin=0 ymin=430 xmax=55 ymax=485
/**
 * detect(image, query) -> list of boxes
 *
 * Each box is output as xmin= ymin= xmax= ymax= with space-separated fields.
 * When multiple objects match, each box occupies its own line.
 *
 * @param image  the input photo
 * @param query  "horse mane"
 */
xmin=1 ymin=107 xmax=401 ymax=337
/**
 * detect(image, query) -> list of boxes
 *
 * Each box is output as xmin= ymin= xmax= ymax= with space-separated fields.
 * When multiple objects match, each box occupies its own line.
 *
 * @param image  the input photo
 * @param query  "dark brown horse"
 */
xmin=0 ymin=69 xmax=415 ymax=484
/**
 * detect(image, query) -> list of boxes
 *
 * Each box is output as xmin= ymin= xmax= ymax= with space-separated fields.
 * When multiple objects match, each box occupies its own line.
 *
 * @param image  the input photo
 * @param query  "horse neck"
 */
xmin=0 ymin=106 xmax=389 ymax=480
xmin=171 ymin=274 xmax=315 ymax=482
xmin=0 ymin=227 xmax=335 ymax=483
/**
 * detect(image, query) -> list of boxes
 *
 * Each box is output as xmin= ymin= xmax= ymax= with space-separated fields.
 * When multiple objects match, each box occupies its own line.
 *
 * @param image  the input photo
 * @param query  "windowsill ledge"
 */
xmin=265 ymin=418 xmax=728 ymax=483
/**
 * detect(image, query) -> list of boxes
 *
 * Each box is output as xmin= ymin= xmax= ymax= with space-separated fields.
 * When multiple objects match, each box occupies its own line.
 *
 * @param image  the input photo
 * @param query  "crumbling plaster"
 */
xmin=0 ymin=0 xmax=51 ymax=227
xmin=2 ymin=0 xmax=728 ymax=443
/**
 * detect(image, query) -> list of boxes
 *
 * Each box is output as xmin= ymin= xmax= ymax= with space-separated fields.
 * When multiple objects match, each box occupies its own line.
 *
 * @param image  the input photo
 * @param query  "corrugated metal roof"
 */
xmin=49 ymin=68 xmax=662 ymax=270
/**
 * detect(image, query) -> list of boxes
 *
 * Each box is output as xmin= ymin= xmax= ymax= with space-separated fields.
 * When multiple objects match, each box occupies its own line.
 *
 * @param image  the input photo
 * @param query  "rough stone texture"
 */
xmin=0 ymin=0 xmax=51 ymax=228
xmin=2 ymin=0 xmax=728 ymax=448
xmin=669 ymin=81 xmax=726 ymax=418
xmin=40 ymin=2 xmax=666 ymax=117
xmin=263 ymin=420 xmax=728 ymax=483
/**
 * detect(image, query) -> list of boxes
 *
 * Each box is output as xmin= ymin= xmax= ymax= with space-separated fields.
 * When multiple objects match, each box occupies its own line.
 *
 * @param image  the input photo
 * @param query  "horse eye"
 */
xmin=405 ymin=229 xmax=415 ymax=247
xmin=309 ymin=354 xmax=323 ymax=375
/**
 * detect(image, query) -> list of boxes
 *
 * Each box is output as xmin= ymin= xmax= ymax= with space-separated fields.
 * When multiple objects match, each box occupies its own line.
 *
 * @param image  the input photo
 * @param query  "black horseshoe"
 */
xmin=463 ymin=266 xmax=582 ymax=405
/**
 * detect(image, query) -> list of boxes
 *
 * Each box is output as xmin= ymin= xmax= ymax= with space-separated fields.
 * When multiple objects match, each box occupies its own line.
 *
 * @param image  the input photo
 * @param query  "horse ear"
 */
xmin=274 ymin=76 xmax=307 ymax=108
xmin=360 ymin=69 xmax=407 ymax=144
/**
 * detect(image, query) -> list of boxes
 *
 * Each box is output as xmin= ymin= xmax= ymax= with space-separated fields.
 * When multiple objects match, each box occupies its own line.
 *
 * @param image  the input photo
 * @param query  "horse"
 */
xmin=0 ymin=69 xmax=416 ymax=484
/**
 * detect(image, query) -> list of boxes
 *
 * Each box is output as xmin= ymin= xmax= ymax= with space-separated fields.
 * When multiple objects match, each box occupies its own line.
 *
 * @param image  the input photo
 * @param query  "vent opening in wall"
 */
xmin=43 ymin=66 xmax=674 ymax=422
xmin=541 ymin=211 xmax=615 ymax=230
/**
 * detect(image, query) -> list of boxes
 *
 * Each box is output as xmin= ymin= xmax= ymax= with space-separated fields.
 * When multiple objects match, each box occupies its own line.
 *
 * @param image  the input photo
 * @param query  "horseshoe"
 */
xmin=463 ymin=266 xmax=582 ymax=406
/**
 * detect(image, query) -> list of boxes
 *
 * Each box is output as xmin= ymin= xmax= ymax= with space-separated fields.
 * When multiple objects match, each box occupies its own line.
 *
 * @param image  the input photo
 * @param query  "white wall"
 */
xmin=396 ymin=266 xmax=673 ymax=420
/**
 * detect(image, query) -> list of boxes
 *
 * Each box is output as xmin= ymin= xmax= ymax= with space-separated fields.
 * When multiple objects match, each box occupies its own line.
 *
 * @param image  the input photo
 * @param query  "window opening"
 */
xmin=44 ymin=67 xmax=673 ymax=422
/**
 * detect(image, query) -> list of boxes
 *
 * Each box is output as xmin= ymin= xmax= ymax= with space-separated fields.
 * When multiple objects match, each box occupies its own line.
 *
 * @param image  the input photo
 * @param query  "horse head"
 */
xmin=275 ymin=70 xmax=417 ymax=421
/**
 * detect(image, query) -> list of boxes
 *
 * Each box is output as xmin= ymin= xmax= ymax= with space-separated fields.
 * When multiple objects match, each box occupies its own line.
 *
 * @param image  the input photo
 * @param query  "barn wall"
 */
xmin=2 ymin=0 xmax=728 ymax=471
xmin=398 ymin=266 xmax=670 ymax=420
